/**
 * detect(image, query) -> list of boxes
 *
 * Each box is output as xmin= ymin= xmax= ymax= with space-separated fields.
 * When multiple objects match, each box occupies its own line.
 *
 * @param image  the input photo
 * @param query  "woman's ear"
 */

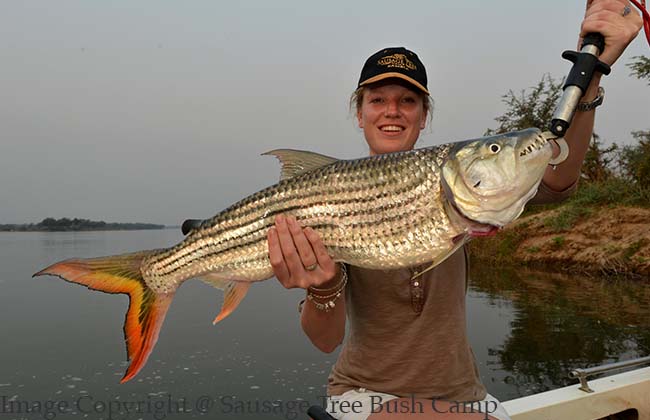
xmin=357 ymin=111 xmax=364 ymax=128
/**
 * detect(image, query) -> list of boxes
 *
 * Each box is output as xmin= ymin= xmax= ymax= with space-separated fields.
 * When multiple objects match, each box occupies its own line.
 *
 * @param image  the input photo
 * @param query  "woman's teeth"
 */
xmin=381 ymin=125 xmax=403 ymax=132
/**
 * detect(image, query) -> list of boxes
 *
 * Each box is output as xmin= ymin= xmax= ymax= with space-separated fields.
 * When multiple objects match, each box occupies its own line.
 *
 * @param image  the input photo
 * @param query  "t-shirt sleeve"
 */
xmin=528 ymin=179 xmax=578 ymax=205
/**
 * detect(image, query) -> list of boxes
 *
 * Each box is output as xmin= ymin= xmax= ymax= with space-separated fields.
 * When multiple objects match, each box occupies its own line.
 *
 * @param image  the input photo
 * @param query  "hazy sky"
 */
xmin=2 ymin=0 xmax=649 ymax=225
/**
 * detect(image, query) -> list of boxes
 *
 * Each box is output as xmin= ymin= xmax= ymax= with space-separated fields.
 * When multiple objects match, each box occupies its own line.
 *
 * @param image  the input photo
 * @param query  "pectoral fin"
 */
xmin=410 ymin=239 xmax=468 ymax=280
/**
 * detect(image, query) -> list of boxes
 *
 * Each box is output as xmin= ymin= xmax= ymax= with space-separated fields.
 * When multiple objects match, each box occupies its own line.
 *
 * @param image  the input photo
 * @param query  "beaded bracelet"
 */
xmin=304 ymin=264 xmax=348 ymax=312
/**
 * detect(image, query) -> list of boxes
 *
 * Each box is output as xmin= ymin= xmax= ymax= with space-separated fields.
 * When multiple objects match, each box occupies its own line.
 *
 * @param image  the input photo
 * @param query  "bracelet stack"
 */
xmin=305 ymin=264 xmax=348 ymax=312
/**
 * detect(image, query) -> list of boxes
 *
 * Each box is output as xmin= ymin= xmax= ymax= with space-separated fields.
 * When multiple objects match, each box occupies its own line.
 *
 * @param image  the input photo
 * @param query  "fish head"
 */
xmin=442 ymin=128 xmax=553 ymax=227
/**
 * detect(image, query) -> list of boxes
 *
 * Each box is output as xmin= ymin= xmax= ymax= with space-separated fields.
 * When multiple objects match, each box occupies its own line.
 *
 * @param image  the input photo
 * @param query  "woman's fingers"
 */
xmin=287 ymin=216 xmax=319 ymax=271
xmin=269 ymin=214 xmax=339 ymax=289
xmin=268 ymin=227 xmax=291 ymax=285
xmin=581 ymin=0 xmax=642 ymax=66
xmin=585 ymin=0 xmax=627 ymax=17
xmin=274 ymin=215 xmax=305 ymax=283
xmin=305 ymin=227 xmax=338 ymax=281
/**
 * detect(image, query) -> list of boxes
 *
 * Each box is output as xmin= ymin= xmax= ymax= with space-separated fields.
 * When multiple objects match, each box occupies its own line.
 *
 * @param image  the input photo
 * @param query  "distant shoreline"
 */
xmin=0 ymin=227 xmax=171 ymax=232
xmin=0 ymin=217 xmax=168 ymax=232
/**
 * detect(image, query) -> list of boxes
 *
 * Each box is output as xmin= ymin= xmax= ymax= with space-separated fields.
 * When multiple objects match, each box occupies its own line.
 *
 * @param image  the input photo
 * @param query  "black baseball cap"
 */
xmin=357 ymin=47 xmax=429 ymax=95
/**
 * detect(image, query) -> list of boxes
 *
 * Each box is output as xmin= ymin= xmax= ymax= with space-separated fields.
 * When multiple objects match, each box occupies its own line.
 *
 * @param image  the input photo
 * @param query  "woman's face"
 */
xmin=357 ymin=83 xmax=427 ymax=156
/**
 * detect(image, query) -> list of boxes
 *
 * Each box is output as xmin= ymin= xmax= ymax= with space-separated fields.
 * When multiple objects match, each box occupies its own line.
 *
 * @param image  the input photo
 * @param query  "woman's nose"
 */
xmin=384 ymin=100 xmax=400 ymax=117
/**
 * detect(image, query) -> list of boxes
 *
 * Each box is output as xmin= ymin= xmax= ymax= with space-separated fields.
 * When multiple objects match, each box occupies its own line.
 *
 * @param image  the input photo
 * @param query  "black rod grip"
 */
xmin=307 ymin=405 xmax=336 ymax=420
xmin=549 ymin=31 xmax=611 ymax=136
xmin=181 ymin=219 xmax=203 ymax=235
xmin=582 ymin=32 xmax=605 ymax=53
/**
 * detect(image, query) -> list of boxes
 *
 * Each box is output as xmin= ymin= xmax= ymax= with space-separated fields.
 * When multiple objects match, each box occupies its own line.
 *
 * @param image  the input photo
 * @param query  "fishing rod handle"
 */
xmin=181 ymin=218 xmax=203 ymax=235
xmin=307 ymin=405 xmax=336 ymax=420
xmin=550 ymin=32 xmax=611 ymax=137
xmin=582 ymin=32 xmax=606 ymax=54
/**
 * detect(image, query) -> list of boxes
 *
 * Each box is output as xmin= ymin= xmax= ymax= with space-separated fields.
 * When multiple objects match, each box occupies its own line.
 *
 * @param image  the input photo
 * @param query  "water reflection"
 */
xmin=2 ymin=231 xmax=650 ymax=418
xmin=469 ymin=261 xmax=650 ymax=398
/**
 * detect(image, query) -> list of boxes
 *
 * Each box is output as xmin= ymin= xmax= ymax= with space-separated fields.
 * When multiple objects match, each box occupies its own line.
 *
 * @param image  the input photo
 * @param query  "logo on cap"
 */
xmin=377 ymin=54 xmax=417 ymax=71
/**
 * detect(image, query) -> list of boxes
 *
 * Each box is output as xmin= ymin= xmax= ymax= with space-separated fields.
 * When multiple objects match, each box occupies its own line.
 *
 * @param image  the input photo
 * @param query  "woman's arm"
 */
xmin=543 ymin=0 xmax=643 ymax=191
xmin=268 ymin=215 xmax=346 ymax=353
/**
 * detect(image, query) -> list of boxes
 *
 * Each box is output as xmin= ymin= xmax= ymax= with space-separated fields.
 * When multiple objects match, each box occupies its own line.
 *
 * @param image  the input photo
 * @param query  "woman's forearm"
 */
xmin=300 ymin=269 xmax=346 ymax=353
xmin=542 ymin=75 xmax=602 ymax=191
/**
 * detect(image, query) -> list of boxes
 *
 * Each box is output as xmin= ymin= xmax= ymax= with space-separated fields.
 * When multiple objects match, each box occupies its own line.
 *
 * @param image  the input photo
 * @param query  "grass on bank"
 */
xmin=468 ymin=178 xmax=650 ymax=273
xmin=526 ymin=178 xmax=650 ymax=233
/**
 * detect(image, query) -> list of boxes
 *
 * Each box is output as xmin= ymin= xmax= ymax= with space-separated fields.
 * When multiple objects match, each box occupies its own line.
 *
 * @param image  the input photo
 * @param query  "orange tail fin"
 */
xmin=33 ymin=251 xmax=174 ymax=383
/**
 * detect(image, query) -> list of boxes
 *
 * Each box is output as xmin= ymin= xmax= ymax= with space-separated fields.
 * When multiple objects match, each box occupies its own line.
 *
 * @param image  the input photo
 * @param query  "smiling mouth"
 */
xmin=379 ymin=125 xmax=405 ymax=133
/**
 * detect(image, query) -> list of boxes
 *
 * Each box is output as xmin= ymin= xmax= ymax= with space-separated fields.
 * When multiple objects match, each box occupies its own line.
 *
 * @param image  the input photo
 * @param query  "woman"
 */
xmin=268 ymin=1 xmax=643 ymax=419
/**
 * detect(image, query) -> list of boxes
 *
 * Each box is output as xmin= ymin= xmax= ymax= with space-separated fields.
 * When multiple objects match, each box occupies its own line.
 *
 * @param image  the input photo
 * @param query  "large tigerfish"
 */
xmin=34 ymin=128 xmax=552 ymax=382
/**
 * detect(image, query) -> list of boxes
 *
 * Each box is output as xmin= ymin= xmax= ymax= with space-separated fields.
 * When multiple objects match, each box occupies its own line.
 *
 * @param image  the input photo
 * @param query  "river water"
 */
xmin=1 ymin=230 xmax=649 ymax=419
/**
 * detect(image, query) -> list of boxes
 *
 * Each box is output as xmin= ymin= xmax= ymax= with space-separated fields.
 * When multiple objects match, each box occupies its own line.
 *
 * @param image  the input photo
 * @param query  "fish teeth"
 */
xmin=519 ymin=137 xmax=544 ymax=157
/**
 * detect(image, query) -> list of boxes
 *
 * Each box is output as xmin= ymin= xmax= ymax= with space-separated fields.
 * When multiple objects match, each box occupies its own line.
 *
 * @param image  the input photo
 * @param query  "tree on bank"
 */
xmin=485 ymin=73 xmax=616 ymax=182
xmin=623 ymin=55 xmax=650 ymax=186
xmin=628 ymin=55 xmax=650 ymax=84
xmin=582 ymin=134 xmax=618 ymax=183
xmin=485 ymin=74 xmax=563 ymax=136
xmin=619 ymin=130 xmax=650 ymax=186
xmin=486 ymin=61 xmax=649 ymax=190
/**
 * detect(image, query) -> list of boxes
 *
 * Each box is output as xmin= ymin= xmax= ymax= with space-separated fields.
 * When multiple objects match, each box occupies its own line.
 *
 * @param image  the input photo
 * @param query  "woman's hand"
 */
xmin=268 ymin=215 xmax=339 ymax=289
xmin=581 ymin=0 xmax=643 ymax=66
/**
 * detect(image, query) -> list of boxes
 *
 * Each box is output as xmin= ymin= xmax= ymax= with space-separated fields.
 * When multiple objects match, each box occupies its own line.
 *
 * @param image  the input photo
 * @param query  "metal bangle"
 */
xmin=576 ymin=87 xmax=605 ymax=112
xmin=308 ymin=264 xmax=347 ymax=293
xmin=308 ymin=276 xmax=347 ymax=300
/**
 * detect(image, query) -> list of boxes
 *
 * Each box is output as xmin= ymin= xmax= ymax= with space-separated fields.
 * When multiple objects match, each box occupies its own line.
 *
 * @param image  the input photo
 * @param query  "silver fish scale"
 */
xmin=142 ymin=145 xmax=462 ymax=293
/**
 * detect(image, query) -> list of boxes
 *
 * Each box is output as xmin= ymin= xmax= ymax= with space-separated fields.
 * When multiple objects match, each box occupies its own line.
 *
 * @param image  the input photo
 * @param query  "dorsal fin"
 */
xmin=262 ymin=149 xmax=338 ymax=181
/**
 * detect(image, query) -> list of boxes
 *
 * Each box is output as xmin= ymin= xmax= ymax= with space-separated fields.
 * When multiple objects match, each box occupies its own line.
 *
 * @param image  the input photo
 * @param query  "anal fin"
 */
xmin=199 ymin=274 xmax=251 ymax=325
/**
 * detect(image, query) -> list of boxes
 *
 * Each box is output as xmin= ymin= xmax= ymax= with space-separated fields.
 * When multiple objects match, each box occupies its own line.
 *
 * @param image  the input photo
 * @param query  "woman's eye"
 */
xmin=402 ymin=97 xmax=416 ymax=103
xmin=370 ymin=97 xmax=383 ymax=104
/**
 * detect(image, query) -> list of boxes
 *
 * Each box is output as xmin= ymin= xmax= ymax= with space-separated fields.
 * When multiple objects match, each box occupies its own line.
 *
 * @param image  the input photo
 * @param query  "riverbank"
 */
xmin=469 ymin=205 xmax=650 ymax=278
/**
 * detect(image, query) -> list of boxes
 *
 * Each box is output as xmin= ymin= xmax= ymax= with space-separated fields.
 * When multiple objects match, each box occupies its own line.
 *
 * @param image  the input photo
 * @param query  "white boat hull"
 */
xmin=503 ymin=367 xmax=650 ymax=419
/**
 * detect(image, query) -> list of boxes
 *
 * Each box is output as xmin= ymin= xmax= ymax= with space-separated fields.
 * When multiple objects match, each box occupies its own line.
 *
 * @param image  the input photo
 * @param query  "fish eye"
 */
xmin=489 ymin=144 xmax=501 ymax=154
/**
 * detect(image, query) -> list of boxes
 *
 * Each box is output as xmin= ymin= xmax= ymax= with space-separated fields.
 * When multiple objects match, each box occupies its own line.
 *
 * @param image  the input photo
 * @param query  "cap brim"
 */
xmin=359 ymin=72 xmax=429 ymax=95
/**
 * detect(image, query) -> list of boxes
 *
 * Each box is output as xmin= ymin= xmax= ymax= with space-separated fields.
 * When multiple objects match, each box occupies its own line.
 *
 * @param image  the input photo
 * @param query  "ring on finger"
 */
xmin=622 ymin=4 xmax=631 ymax=17
xmin=305 ymin=263 xmax=318 ymax=271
